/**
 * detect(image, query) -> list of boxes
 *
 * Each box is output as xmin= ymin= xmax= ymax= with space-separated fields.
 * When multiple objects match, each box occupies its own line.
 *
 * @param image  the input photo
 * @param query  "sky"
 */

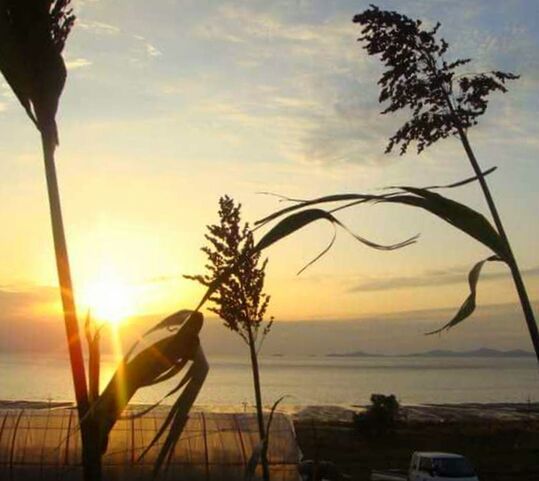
xmin=0 ymin=0 xmax=538 ymax=355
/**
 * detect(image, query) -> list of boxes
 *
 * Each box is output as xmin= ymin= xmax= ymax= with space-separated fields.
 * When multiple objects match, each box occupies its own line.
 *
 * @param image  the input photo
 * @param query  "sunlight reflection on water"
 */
xmin=0 ymin=353 xmax=537 ymax=406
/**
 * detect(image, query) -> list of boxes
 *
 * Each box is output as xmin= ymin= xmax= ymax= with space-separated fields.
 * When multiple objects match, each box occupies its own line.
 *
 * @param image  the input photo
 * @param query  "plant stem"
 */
xmin=89 ymin=330 xmax=100 ymax=405
xmin=455 ymin=127 xmax=539 ymax=364
xmin=430 ymin=61 xmax=539 ymax=365
xmin=246 ymin=324 xmax=270 ymax=481
xmin=42 ymin=136 xmax=99 ymax=480
xmin=42 ymin=135 xmax=89 ymax=415
xmin=82 ymin=435 xmax=102 ymax=481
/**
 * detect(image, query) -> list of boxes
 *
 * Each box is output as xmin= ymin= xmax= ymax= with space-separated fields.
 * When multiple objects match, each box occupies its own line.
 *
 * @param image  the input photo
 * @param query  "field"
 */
xmin=294 ymin=403 xmax=539 ymax=481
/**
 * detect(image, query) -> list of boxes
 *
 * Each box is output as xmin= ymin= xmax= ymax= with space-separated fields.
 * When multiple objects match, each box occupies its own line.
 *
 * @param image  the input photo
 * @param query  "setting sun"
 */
xmin=81 ymin=274 xmax=134 ymax=327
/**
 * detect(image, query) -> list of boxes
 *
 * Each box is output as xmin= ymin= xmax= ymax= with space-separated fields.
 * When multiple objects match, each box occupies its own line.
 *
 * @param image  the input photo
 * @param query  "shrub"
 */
xmin=353 ymin=394 xmax=400 ymax=437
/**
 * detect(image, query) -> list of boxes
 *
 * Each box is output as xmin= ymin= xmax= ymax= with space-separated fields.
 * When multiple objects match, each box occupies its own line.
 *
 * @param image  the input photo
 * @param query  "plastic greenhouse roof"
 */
xmin=0 ymin=407 xmax=301 ymax=480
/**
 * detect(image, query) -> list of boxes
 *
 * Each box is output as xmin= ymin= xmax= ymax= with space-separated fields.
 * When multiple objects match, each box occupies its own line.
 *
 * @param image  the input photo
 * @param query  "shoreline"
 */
xmin=1 ymin=400 xmax=537 ymax=480
xmin=2 ymin=400 xmax=538 ymax=424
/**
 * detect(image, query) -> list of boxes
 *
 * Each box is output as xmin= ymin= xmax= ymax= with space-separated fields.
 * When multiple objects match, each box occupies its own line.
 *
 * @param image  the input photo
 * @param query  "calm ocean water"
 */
xmin=1 ymin=353 xmax=538 ymax=406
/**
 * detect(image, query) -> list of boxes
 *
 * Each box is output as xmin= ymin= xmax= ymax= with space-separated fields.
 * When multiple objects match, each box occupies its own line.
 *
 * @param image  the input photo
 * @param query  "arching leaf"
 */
xmin=382 ymin=188 xmax=508 ymax=259
xmin=255 ymin=194 xmax=378 ymax=228
xmin=426 ymin=255 xmax=504 ymax=335
xmin=255 ymin=208 xmax=417 ymax=255
xmin=92 ymin=310 xmax=204 ymax=455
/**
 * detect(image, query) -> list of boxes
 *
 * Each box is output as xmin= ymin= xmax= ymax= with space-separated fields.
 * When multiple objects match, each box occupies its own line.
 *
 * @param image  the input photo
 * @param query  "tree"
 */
xmin=187 ymin=196 xmax=274 ymax=481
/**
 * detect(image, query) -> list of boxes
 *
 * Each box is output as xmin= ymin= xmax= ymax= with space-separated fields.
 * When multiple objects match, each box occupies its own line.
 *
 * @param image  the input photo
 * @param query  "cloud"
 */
xmin=0 ymin=283 xmax=536 ymax=355
xmin=145 ymin=43 xmax=162 ymax=57
xmin=187 ymin=1 xmax=538 ymax=167
xmin=350 ymin=265 xmax=539 ymax=292
xmin=188 ymin=4 xmax=393 ymax=165
xmin=65 ymin=57 xmax=93 ymax=70
xmin=0 ymin=286 xmax=59 ymax=318
xmin=77 ymin=20 xmax=121 ymax=35
xmin=201 ymin=299 xmax=539 ymax=355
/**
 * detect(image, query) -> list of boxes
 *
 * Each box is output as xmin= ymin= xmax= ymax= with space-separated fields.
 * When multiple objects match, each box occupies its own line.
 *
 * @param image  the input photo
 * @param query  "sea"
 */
xmin=0 ymin=353 xmax=538 ymax=407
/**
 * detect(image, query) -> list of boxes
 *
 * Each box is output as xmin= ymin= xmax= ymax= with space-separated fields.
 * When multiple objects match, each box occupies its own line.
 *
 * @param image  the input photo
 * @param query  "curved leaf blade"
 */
xmin=255 ymin=208 xmax=417 ymax=255
xmin=383 ymin=188 xmax=508 ymax=259
xmin=141 ymin=346 xmax=209 ymax=477
xmin=386 ymin=167 xmax=498 ymax=191
xmin=93 ymin=311 xmax=203 ymax=451
xmin=255 ymin=194 xmax=378 ymax=228
xmin=255 ymin=209 xmax=336 ymax=252
xmin=426 ymin=255 xmax=504 ymax=335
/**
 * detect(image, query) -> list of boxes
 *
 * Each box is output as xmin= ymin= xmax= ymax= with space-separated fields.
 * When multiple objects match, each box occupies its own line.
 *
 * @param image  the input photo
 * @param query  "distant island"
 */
xmin=327 ymin=348 xmax=534 ymax=358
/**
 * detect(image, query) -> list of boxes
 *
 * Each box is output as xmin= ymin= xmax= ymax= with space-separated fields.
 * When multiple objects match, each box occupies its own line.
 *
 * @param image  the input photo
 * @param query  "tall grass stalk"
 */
xmin=250 ymin=7 xmax=539 ymax=369
xmin=0 ymin=0 xmax=94 ymax=474
xmin=187 ymin=196 xmax=274 ymax=481
xmin=352 ymin=5 xmax=539 ymax=364
xmin=42 ymin=135 xmax=90 ymax=416
xmin=449 ymin=113 xmax=539 ymax=361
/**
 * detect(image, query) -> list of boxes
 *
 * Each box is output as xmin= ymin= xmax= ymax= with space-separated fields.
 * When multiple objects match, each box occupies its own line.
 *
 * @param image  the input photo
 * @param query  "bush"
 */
xmin=353 ymin=394 xmax=400 ymax=437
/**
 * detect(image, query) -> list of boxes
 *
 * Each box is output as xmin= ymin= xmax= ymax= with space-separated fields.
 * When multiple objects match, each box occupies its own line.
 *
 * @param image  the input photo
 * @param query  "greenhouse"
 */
xmin=0 ymin=407 xmax=301 ymax=480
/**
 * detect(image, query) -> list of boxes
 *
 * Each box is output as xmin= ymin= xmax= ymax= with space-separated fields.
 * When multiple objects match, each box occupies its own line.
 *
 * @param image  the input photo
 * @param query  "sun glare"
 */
xmin=82 ymin=274 xmax=134 ymax=327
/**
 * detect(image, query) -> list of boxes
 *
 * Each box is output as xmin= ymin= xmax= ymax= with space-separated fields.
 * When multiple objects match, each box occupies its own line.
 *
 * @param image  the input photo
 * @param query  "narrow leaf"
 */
xmin=255 ymin=194 xmax=378 ymax=228
xmin=423 ymin=167 xmax=497 ymax=190
xmin=93 ymin=312 xmax=203 ymax=452
xmin=149 ymin=346 xmax=209 ymax=478
xmin=124 ymin=310 xmax=202 ymax=361
xmin=382 ymin=188 xmax=508 ymax=259
xmin=426 ymin=255 xmax=504 ymax=335
xmin=297 ymin=230 xmax=336 ymax=275
xmin=255 ymin=208 xmax=417 ymax=256
xmin=387 ymin=167 xmax=497 ymax=191
xmin=244 ymin=396 xmax=288 ymax=481
xmin=255 ymin=209 xmax=337 ymax=252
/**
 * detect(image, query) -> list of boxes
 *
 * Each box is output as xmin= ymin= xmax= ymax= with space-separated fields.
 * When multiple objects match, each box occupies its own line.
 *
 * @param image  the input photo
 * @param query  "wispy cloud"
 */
xmin=77 ymin=20 xmax=121 ymax=35
xmin=132 ymin=34 xmax=162 ymax=58
xmin=145 ymin=43 xmax=162 ymax=57
xmin=0 ymin=286 xmax=59 ymax=318
xmin=190 ymin=2 xmax=538 ymax=167
xmin=1 ymin=284 xmax=536 ymax=355
xmin=188 ymin=3 xmax=392 ymax=165
xmin=65 ymin=57 xmax=93 ymax=70
xmin=350 ymin=265 xmax=539 ymax=292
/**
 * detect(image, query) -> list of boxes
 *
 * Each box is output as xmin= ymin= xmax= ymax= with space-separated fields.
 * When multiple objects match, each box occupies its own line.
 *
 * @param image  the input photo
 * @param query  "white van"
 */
xmin=371 ymin=452 xmax=479 ymax=481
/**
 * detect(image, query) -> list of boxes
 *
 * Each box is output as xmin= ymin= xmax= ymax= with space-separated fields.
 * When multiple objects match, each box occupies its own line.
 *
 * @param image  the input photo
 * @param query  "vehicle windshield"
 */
xmin=432 ymin=457 xmax=476 ymax=477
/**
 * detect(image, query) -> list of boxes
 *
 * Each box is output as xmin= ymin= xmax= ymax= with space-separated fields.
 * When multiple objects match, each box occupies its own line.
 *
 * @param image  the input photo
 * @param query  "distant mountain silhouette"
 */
xmin=406 ymin=348 xmax=534 ymax=358
xmin=327 ymin=348 xmax=534 ymax=358
xmin=327 ymin=350 xmax=383 ymax=357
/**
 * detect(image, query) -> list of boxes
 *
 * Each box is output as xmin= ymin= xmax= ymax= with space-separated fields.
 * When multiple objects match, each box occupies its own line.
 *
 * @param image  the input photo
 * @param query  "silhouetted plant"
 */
xmin=84 ymin=313 xmax=101 ymax=406
xmin=187 ymin=195 xmax=274 ymax=481
xmin=353 ymin=394 xmax=400 ymax=437
xmin=0 ymin=0 xmax=84 ymax=400
xmin=91 ymin=310 xmax=208 ymax=478
xmin=0 ymin=1 xmax=98 ymax=477
xmin=354 ymin=5 xmax=518 ymax=156
xmin=252 ymin=6 xmax=539 ymax=365
xmin=0 ymin=3 xmax=210 ymax=480
xmin=352 ymin=5 xmax=538 ymax=357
